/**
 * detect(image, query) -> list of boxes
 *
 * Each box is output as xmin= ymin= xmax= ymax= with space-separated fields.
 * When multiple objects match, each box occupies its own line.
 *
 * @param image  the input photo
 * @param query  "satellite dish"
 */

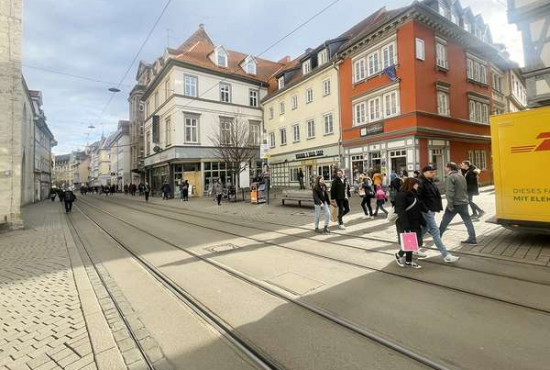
xmin=153 ymin=146 xmax=161 ymax=153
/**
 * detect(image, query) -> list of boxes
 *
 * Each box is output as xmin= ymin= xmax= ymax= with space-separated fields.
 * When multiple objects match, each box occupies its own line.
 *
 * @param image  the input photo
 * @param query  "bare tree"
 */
xmin=212 ymin=115 xmax=260 ymax=189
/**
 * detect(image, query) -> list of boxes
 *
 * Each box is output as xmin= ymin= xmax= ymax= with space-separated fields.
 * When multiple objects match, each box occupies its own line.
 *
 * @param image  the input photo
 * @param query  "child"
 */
xmin=374 ymin=185 xmax=388 ymax=216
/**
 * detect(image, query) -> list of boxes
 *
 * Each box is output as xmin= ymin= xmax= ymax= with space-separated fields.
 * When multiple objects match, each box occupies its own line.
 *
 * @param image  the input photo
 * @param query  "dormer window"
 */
xmin=216 ymin=47 xmax=228 ymax=67
xmin=438 ymin=0 xmax=450 ymax=19
xmin=318 ymin=49 xmax=328 ymax=65
xmin=278 ymin=77 xmax=285 ymax=89
xmin=243 ymin=56 xmax=256 ymax=75
xmin=302 ymin=60 xmax=311 ymax=75
xmin=464 ymin=21 xmax=471 ymax=33
xmin=451 ymin=9 xmax=459 ymax=25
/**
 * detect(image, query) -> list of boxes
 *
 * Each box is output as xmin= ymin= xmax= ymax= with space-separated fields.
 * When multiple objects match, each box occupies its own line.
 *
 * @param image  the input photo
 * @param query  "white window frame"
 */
xmin=323 ymin=113 xmax=334 ymax=135
xmin=280 ymin=127 xmax=287 ymax=146
xmin=291 ymin=95 xmax=298 ymax=110
xmin=184 ymin=74 xmax=198 ymax=97
xmin=436 ymin=42 xmax=448 ymax=69
xmin=278 ymin=77 xmax=285 ymax=89
xmin=217 ymin=47 xmax=228 ymax=67
xmin=243 ymin=56 xmax=256 ymax=74
xmin=318 ymin=49 xmax=328 ymax=65
xmin=279 ymin=101 xmax=285 ymax=115
xmin=249 ymin=89 xmax=259 ymax=107
xmin=165 ymin=116 xmax=172 ymax=146
xmin=249 ymin=121 xmax=261 ymax=145
xmin=322 ymin=78 xmax=331 ymax=96
xmin=354 ymin=58 xmax=366 ymax=83
xmin=367 ymin=51 xmax=380 ymax=76
xmin=382 ymin=42 xmax=396 ymax=69
xmin=306 ymin=88 xmax=313 ymax=104
xmin=383 ymin=90 xmax=399 ymax=118
xmin=307 ymin=119 xmax=315 ymax=139
xmin=354 ymin=101 xmax=367 ymax=126
xmin=416 ymin=38 xmax=425 ymax=60
xmin=302 ymin=59 xmax=311 ymax=75
xmin=269 ymin=132 xmax=276 ymax=148
xmin=480 ymin=64 xmax=487 ymax=84
xmin=220 ymin=118 xmax=233 ymax=145
xmin=437 ymin=90 xmax=450 ymax=116
xmin=184 ymin=115 xmax=199 ymax=144
xmin=220 ymin=82 xmax=231 ymax=103
xmin=292 ymin=124 xmax=300 ymax=142
xmin=368 ymin=97 xmax=381 ymax=122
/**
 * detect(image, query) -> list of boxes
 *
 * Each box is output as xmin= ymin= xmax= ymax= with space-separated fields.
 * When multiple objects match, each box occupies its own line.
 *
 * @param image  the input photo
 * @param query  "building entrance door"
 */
xmin=389 ymin=149 xmax=407 ymax=176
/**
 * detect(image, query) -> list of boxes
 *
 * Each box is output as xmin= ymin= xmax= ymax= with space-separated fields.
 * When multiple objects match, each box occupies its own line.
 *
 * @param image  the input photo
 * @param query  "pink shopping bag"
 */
xmin=400 ymin=232 xmax=419 ymax=252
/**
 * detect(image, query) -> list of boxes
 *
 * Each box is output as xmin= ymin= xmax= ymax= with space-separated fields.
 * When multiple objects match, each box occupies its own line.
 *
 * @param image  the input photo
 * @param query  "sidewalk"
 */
xmin=0 ymin=201 xmax=125 ymax=370
xmin=132 ymin=187 xmax=550 ymax=266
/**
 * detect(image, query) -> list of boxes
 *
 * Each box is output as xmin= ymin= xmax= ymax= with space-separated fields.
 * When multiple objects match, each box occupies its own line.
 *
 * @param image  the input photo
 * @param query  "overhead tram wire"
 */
xmin=22 ymin=64 xmax=132 ymax=88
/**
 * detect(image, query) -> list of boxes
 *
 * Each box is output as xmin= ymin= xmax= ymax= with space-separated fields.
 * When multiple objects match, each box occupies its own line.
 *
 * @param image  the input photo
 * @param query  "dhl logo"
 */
xmin=511 ymin=132 xmax=550 ymax=153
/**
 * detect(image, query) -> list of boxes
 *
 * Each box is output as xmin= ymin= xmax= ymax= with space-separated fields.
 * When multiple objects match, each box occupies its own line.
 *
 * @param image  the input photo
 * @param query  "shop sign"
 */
xmin=360 ymin=123 xmax=384 ymax=137
xmin=296 ymin=150 xmax=324 ymax=160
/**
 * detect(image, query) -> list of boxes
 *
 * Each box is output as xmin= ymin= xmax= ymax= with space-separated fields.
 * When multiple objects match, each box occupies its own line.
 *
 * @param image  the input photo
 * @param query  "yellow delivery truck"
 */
xmin=490 ymin=107 xmax=550 ymax=232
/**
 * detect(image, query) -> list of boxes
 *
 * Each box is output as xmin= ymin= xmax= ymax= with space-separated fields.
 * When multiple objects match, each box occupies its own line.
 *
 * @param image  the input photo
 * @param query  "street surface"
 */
xmin=1 ymin=190 xmax=549 ymax=370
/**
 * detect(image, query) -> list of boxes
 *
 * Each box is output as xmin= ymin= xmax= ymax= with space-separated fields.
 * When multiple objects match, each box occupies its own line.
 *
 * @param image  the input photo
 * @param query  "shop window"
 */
xmin=290 ymin=168 xmax=300 ymax=182
xmin=318 ymin=165 xmax=334 ymax=181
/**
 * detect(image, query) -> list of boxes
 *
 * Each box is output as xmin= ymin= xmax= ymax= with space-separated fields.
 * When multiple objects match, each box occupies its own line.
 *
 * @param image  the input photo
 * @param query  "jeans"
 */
xmin=217 ymin=194 xmax=222 ymax=205
xmin=64 ymin=201 xmax=73 ymax=213
xmin=314 ymin=202 xmax=330 ymax=229
xmin=336 ymin=199 xmax=350 ymax=225
xmin=421 ymin=212 xmax=449 ymax=257
xmin=439 ymin=204 xmax=477 ymax=241
xmin=361 ymin=196 xmax=373 ymax=216
xmin=374 ymin=200 xmax=388 ymax=215
xmin=468 ymin=194 xmax=484 ymax=215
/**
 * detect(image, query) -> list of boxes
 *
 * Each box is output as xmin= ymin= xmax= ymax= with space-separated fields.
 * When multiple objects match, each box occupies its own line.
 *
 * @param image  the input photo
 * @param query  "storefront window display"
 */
xmin=151 ymin=165 xmax=169 ymax=196
xmin=389 ymin=149 xmax=407 ymax=175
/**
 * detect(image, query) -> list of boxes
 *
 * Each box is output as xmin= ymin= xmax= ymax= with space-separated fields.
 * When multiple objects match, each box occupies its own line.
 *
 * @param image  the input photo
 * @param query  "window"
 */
xmin=184 ymin=116 xmax=199 ymax=143
xmin=383 ymin=91 xmax=399 ymax=117
xmin=436 ymin=42 xmax=448 ymax=69
xmin=280 ymin=128 xmax=287 ymax=145
xmin=249 ymin=89 xmax=258 ymax=107
xmin=438 ymin=0 xmax=450 ymax=19
xmin=164 ymin=79 xmax=171 ymax=100
xmin=217 ymin=48 xmax=227 ymax=67
xmin=290 ymin=168 xmax=301 ymax=182
xmin=451 ymin=9 xmax=459 ymax=25
xmin=269 ymin=132 xmax=275 ymax=148
xmin=220 ymin=118 xmax=233 ymax=145
xmin=469 ymin=99 xmax=489 ymax=123
xmin=480 ymin=65 xmax=487 ymax=84
xmin=368 ymin=97 xmax=381 ymax=121
xmin=279 ymin=101 xmax=285 ymax=115
xmin=322 ymin=78 xmax=331 ymax=96
xmin=367 ymin=51 xmax=380 ymax=76
xmin=278 ymin=77 xmax=285 ymax=89
xmin=154 ymin=92 xmax=159 ymax=110
xmin=146 ymin=132 xmax=151 ymax=155
xmin=307 ymin=119 xmax=315 ymax=139
xmin=249 ymin=121 xmax=261 ymax=145
xmin=354 ymin=58 xmax=366 ymax=82
xmin=184 ymin=75 xmax=198 ymax=97
xmin=291 ymin=95 xmax=298 ymax=110
xmin=165 ymin=116 xmax=172 ymax=145
xmin=416 ymin=38 xmax=425 ymax=60
xmin=318 ymin=165 xmax=334 ymax=181
xmin=437 ymin=91 xmax=450 ymax=116
xmin=464 ymin=22 xmax=471 ymax=33
xmin=492 ymin=73 xmax=503 ymax=92
xmin=244 ymin=57 xmax=256 ymax=74
xmin=306 ymin=88 xmax=313 ymax=103
xmin=382 ymin=42 xmax=396 ymax=68
xmin=302 ymin=59 xmax=311 ymax=75
xmin=269 ymin=107 xmax=274 ymax=120
xmin=468 ymin=150 xmax=487 ymax=170
xmin=467 ymin=58 xmax=487 ymax=84
xmin=354 ymin=102 xmax=367 ymax=126
xmin=323 ymin=113 xmax=334 ymax=134
xmin=220 ymin=83 xmax=231 ymax=103
xmin=467 ymin=59 xmax=474 ymax=79
xmin=292 ymin=124 xmax=300 ymax=142
xmin=318 ymin=49 xmax=328 ymax=65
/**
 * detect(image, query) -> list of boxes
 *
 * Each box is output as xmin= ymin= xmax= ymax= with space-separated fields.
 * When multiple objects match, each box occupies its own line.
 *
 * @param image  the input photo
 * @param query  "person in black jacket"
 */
xmin=312 ymin=176 xmax=331 ymax=234
xmin=64 ymin=188 xmax=77 ymax=214
xmin=461 ymin=160 xmax=485 ymax=218
xmin=360 ymin=176 xmax=374 ymax=218
xmin=417 ymin=166 xmax=460 ymax=263
xmin=394 ymin=178 xmax=427 ymax=269
xmin=330 ymin=169 xmax=351 ymax=229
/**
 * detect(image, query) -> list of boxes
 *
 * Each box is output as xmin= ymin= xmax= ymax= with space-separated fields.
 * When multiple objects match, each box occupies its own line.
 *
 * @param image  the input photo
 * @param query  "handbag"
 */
xmin=400 ymin=232 xmax=419 ymax=252
xmin=386 ymin=197 xmax=417 ymax=225
xmin=358 ymin=187 xmax=365 ymax=197
xmin=329 ymin=203 xmax=338 ymax=222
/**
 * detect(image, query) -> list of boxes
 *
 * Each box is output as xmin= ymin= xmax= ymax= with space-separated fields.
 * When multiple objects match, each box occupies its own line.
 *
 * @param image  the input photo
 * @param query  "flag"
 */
xmin=383 ymin=65 xmax=398 ymax=81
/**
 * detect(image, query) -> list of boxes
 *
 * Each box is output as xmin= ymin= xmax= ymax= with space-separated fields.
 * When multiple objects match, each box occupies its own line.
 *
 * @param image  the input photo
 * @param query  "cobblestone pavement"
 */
xmin=121 ymin=186 xmax=550 ymax=266
xmin=0 ymin=202 xmax=125 ymax=370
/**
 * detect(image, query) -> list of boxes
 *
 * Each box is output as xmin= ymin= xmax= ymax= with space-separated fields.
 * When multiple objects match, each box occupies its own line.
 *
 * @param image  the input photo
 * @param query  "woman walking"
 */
xmin=394 ymin=178 xmax=427 ymax=269
xmin=312 ymin=176 xmax=331 ymax=234
xmin=182 ymin=180 xmax=189 ymax=201
xmin=360 ymin=176 xmax=374 ymax=218
xmin=373 ymin=185 xmax=388 ymax=216
xmin=213 ymin=179 xmax=223 ymax=206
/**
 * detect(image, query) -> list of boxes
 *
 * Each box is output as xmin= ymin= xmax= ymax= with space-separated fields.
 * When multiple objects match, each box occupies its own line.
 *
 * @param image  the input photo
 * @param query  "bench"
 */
xmin=281 ymin=190 xmax=315 ymax=207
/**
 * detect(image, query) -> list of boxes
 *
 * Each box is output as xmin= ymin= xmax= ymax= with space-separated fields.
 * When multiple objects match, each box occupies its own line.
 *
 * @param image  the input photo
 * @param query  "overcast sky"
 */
xmin=22 ymin=0 xmax=522 ymax=155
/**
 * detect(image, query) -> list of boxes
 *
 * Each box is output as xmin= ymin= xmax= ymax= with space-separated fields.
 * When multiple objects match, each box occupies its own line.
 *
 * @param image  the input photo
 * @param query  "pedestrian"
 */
xmin=138 ymin=182 xmax=144 ymax=196
xmin=64 ymin=187 xmax=77 ymax=214
xmin=58 ymin=188 xmax=65 ymax=202
xmin=417 ymin=166 xmax=460 ymax=263
xmin=162 ymin=183 xmax=171 ymax=200
xmin=312 ymin=176 xmax=331 ymax=234
xmin=179 ymin=180 xmax=186 ymax=201
xmin=330 ymin=169 xmax=351 ymax=229
xmin=360 ymin=176 xmax=374 ymax=218
xmin=213 ymin=179 xmax=223 ymax=206
xmin=183 ymin=180 xmax=189 ymax=201
xmin=372 ymin=169 xmax=383 ymax=186
xmin=373 ymin=184 xmax=389 ymax=216
xmin=389 ymin=171 xmax=405 ymax=206
xmin=110 ymin=184 xmax=116 ymax=195
xmin=439 ymin=162 xmax=478 ymax=245
xmin=124 ymin=184 xmax=128 ymax=195
xmin=298 ymin=169 xmax=305 ymax=190
xmin=461 ymin=160 xmax=485 ymax=218
xmin=394 ymin=178 xmax=426 ymax=269
xmin=49 ymin=187 xmax=57 ymax=202
xmin=144 ymin=182 xmax=150 ymax=202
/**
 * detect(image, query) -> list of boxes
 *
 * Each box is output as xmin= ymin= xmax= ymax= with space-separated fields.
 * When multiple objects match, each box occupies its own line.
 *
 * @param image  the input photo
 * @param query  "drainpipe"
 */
xmin=333 ymin=59 xmax=344 ymax=170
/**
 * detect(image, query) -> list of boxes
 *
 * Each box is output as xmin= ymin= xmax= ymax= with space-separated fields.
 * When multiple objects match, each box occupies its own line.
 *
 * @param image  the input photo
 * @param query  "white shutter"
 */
xmin=415 ymin=38 xmax=425 ymax=60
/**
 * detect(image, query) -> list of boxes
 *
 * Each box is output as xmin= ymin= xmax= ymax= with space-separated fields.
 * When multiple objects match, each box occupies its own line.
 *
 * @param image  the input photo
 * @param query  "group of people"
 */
xmin=49 ymin=186 xmax=77 ymax=213
xmin=311 ymin=160 xmax=485 ymax=269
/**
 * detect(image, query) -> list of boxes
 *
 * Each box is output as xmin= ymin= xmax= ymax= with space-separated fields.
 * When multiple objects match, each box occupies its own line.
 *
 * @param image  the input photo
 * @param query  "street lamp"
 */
xmin=108 ymin=87 xmax=121 ymax=93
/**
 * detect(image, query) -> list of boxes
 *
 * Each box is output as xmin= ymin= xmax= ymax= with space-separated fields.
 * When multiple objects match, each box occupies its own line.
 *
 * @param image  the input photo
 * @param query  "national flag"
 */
xmin=383 ymin=65 xmax=398 ymax=81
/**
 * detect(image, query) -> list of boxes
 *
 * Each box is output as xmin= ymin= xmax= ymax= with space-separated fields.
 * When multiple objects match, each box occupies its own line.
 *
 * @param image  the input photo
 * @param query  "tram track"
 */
xmin=79 ymin=195 xmax=550 ymax=315
xmin=73 ymin=199 xmax=456 ymax=370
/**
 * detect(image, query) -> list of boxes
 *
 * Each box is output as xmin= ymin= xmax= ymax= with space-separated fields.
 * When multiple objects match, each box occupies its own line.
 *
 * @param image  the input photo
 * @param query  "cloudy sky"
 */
xmin=22 ymin=0 xmax=522 ymax=155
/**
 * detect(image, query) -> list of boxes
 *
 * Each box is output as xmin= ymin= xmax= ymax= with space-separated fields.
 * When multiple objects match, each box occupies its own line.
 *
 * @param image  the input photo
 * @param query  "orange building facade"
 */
xmin=337 ymin=3 xmax=515 ymax=184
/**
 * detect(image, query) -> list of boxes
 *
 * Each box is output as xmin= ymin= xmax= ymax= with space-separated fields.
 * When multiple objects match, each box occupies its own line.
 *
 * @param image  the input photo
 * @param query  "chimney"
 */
xmin=278 ymin=56 xmax=291 ymax=64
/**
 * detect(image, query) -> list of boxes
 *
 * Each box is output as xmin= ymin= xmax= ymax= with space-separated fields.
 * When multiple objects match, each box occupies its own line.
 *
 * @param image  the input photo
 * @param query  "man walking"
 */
xmin=439 ymin=162 xmax=478 ymax=245
xmin=213 ymin=179 xmax=223 ymax=206
xmin=330 ymin=169 xmax=351 ymax=230
xmin=64 ymin=187 xmax=77 ymax=214
xmin=144 ymin=182 xmax=150 ymax=202
xmin=298 ymin=169 xmax=305 ymax=190
xmin=461 ymin=160 xmax=485 ymax=218
xmin=418 ymin=166 xmax=460 ymax=262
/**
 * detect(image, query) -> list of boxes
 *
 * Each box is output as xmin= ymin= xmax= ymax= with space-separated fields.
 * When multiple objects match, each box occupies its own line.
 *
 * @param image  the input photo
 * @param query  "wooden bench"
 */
xmin=281 ymin=190 xmax=314 ymax=207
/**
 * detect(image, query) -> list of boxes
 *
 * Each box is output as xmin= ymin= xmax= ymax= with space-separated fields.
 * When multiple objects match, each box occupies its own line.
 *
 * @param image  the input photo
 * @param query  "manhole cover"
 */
xmin=205 ymin=243 xmax=240 ymax=253
xmin=291 ymin=211 xmax=310 ymax=216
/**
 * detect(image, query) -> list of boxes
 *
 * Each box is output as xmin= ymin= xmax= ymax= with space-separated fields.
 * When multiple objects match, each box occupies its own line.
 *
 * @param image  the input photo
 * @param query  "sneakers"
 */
xmin=323 ymin=226 xmax=331 ymax=234
xmin=443 ymin=254 xmax=460 ymax=263
xmin=405 ymin=262 xmax=422 ymax=269
xmin=394 ymin=253 xmax=405 ymax=267
xmin=314 ymin=228 xmax=322 ymax=234
xmin=415 ymin=249 xmax=428 ymax=259
xmin=338 ymin=224 xmax=346 ymax=230
xmin=461 ymin=239 xmax=478 ymax=245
